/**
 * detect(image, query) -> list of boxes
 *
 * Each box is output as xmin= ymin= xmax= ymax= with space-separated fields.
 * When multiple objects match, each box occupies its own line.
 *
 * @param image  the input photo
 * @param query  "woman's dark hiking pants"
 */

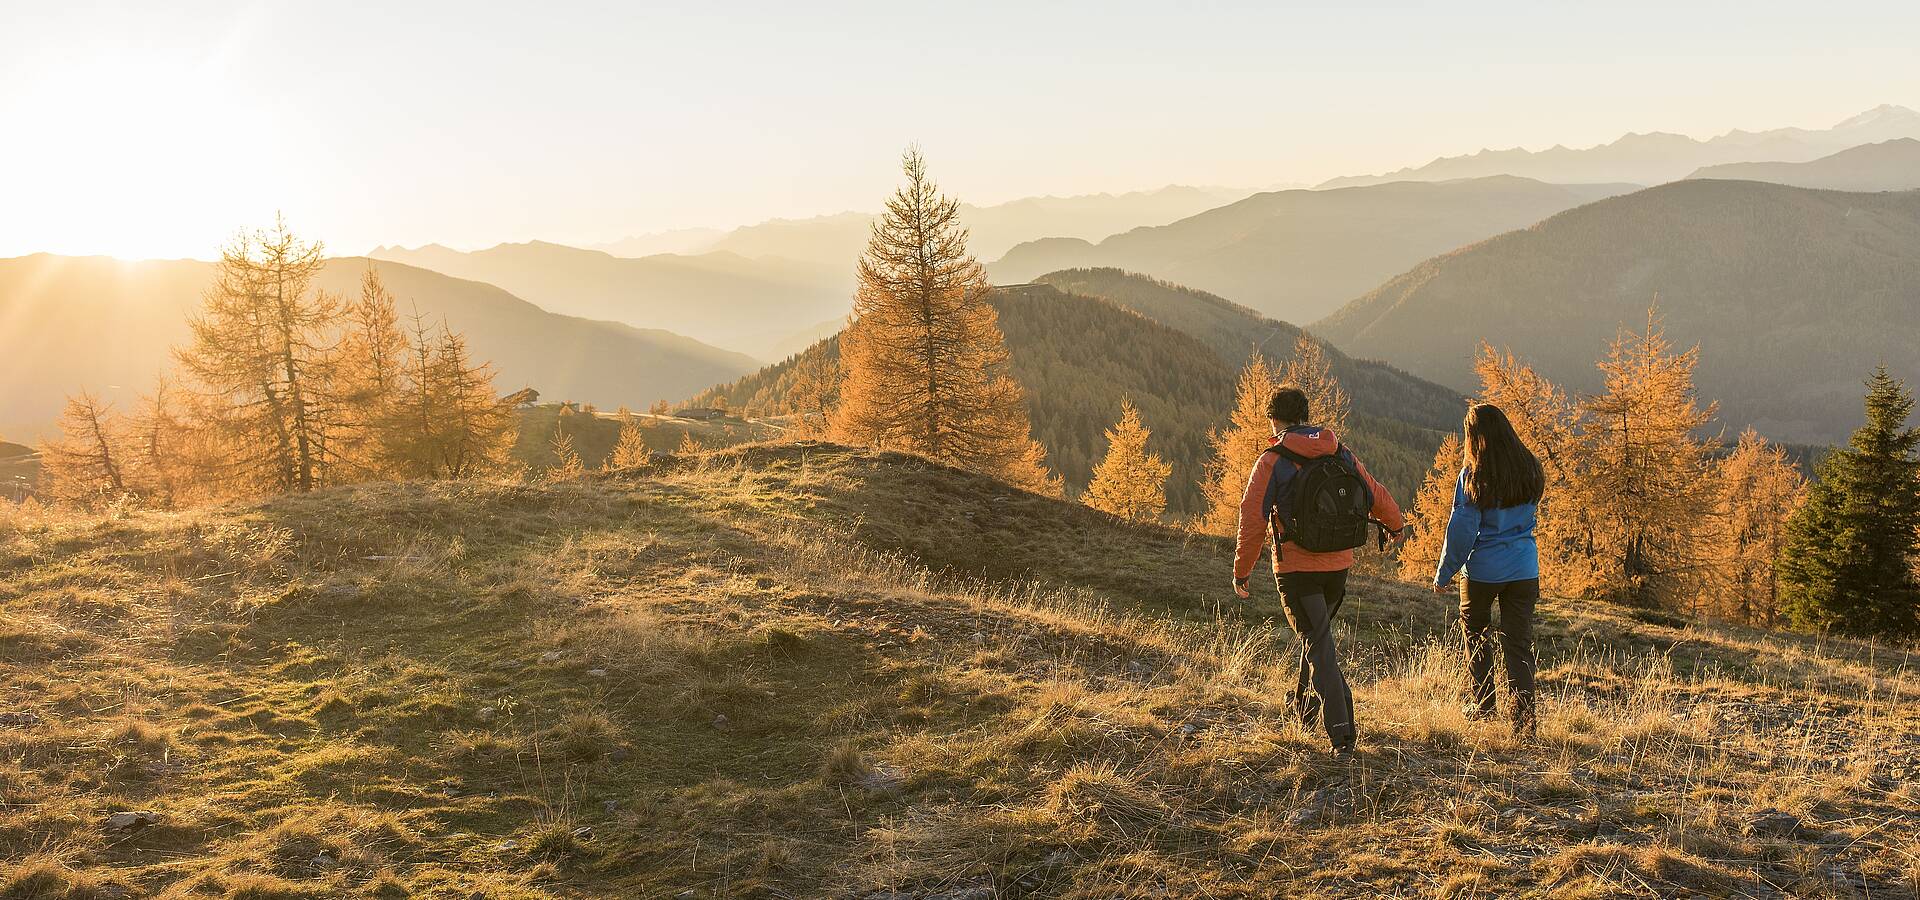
xmin=1276 ymin=569 xmax=1355 ymax=750
xmin=1461 ymin=578 xmax=1540 ymax=729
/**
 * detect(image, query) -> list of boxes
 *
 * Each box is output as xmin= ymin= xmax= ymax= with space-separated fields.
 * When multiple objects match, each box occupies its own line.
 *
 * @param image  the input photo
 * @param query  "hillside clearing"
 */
xmin=2 ymin=443 xmax=1915 ymax=898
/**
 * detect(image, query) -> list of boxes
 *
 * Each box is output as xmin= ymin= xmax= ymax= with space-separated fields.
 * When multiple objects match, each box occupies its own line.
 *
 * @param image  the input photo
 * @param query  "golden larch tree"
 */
xmin=335 ymin=266 xmax=409 ymax=479
xmin=1399 ymin=433 xmax=1463 ymax=582
xmin=608 ymin=417 xmax=651 ymax=469
xmin=1282 ymin=333 xmax=1350 ymax=437
xmin=545 ymin=426 xmax=584 ymax=482
xmin=175 ymin=217 xmax=336 ymax=496
xmin=1577 ymin=310 xmax=1719 ymax=608
xmin=834 ymin=148 xmax=1058 ymax=495
xmin=1082 ymin=399 xmax=1172 ymax=523
xmin=128 ymin=377 xmax=197 ymax=509
xmin=1197 ymin=355 xmax=1279 ymax=535
xmin=40 ymin=391 xmax=130 ymax=508
xmin=1472 ymin=343 xmax=1597 ymax=596
xmin=787 ymin=344 xmax=842 ymax=439
xmin=1708 ymin=428 xmax=1806 ymax=626
xmin=421 ymin=326 xmax=517 ymax=478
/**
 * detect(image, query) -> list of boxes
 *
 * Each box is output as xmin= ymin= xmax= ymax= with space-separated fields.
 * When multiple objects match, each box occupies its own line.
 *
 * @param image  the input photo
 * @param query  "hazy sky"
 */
xmin=3 ymin=0 xmax=1916 ymax=260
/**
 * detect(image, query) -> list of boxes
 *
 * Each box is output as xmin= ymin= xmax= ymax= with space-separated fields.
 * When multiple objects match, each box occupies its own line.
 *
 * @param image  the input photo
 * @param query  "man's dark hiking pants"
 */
xmin=1461 ymin=578 xmax=1539 ymax=729
xmin=1276 ymin=569 xmax=1355 ymax=750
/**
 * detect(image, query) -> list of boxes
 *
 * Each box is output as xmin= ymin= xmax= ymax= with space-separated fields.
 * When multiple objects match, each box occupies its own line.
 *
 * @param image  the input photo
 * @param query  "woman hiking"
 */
xmin=1433 ymin=402 xmax=1545 ymax=738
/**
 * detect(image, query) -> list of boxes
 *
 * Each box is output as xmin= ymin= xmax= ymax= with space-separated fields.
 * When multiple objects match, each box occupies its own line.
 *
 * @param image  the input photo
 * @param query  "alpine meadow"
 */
xmin=4 ymin=5 xmax=1919 ymax=898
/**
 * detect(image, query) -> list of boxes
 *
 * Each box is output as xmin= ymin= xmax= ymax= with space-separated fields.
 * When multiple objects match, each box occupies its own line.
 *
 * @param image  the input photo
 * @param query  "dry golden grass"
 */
xmin=1 ymin=442 xmax=1915 ymax=897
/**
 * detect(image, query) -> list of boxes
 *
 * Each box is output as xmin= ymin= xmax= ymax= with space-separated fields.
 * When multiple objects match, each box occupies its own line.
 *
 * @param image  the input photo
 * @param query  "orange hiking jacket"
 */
xmin=1233 ymin=427 xmax=1405 ymax=577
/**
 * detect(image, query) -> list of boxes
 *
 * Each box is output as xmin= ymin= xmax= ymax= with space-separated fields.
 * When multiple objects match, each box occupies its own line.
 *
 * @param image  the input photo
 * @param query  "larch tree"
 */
xmin=1709 ymin=428 xmax=1806 ymax=626
xmin=1197 ymin=355 xmax=1279 ymax=535
xmin=128 ymin=377 xmax=195 ymax=509
xmin=175 ymin=217 xmax=337 ymax=496
xmin=1282 ymin=333 xmax=1349 ymax=437
xmin=1577 ymin=311 xmax=1719 ymax=608
xmin=40 ymin=391 xmax=130 ymax=508
xmin=608 ymin=417 xmax=651 ymax=470
xmin=1777 ymin=368 xmax=1920 ymax=638
xmin=786 ymin=344 xmax=842 ymax=439
xmin=546 ymin=425 xmax=585 ymax=482
xmin=420 ymin=326 xmax=516 ymax=479
xmin=1082 ymin=399 xmax=1171 ymax=523
xmin=335 ymin=266 xmax=409 ymax=479
xmin=834 ymin=148 xmax=1058 ymax=495
xmin=1472 ymin=344 xmax=1595 ymax=596
xmin=1399 ymin=433 xmax=1463 ymax=582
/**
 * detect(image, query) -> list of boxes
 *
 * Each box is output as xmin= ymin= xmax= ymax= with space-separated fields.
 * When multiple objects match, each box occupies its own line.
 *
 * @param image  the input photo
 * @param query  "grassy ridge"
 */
xmin=1 ymin=443 xmax=1915 ymax=897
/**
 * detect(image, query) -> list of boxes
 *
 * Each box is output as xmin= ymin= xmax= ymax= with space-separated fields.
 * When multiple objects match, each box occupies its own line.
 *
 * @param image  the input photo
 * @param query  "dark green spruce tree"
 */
xmin=1777 ymin=367 xmax=1920 ymax=637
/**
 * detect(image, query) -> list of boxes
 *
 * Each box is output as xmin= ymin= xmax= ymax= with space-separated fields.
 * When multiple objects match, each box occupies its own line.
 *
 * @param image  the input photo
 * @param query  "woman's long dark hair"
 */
xmin=1463 ymin=403 xmax=1545 ymax=510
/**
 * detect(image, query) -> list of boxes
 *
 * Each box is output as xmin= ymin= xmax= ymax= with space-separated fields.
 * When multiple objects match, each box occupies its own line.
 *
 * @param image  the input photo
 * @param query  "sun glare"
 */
xmin=2 ymin=45 xmax=295 ymax=261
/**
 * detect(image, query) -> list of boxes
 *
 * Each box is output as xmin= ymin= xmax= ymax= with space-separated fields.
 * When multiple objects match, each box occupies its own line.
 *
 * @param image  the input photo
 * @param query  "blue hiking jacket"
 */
xmin=1434 ymin=468 xmax=1539 ymax=586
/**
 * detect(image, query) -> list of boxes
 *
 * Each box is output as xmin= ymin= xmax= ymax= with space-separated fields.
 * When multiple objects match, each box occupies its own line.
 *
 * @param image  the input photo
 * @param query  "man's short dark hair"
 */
xmin=1267 ymin=386 xmax=1310 ymax=424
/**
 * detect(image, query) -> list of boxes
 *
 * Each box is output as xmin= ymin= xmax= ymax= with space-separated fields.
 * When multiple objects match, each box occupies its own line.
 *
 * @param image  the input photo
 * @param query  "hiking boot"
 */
xmin=1331 ymin=740 xmax=1357 ymax=759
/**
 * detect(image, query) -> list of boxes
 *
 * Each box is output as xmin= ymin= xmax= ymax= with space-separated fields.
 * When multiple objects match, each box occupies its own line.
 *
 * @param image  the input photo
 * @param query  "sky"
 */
xmin=2 ymin=0 xmax=1916 ymax=260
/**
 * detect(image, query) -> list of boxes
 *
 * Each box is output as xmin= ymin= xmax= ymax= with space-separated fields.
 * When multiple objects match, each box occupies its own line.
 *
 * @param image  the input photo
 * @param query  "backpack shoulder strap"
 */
xmin=1273 ymin=444 xmax=1312 ymax=467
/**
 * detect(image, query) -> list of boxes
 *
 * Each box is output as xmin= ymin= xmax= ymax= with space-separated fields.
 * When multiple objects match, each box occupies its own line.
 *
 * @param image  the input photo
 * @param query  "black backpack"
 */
xmin=1263 ymin=443 xmax=1374 ymax=553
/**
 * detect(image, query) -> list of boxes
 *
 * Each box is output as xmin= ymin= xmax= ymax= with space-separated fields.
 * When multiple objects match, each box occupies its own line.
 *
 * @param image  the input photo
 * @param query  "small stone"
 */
xmin=0 ymin=711 xmax=41 ymax=728
xmin=1745 ymin=810 xmax=1803 ymax=838
xmin=569 ymin=825 xmax=593 ymax=840
xmin=103 ymin=810 xmax=161 ymax=831
xmin=586 ymin=668 xmax=608 ymax=678
xmin=609 ymin=747 xmax=631 ymax=762
xmin=311 ymin=851 xmax=338 ymax=870
xmin=496 ymin=839 xmax=521 ymax=852
xmin=675 ymin=891 xmax=696 ymax=900
xmin=475 ymin=707 xmax=497 ymax=723
xmin=601 ymin=799 xmax=619 ymax=814
xmin=1126 ymin=659 xmax=1149 ymax=675
xmin=539 ymin=650 xmax=563 ymax=663
xmin=970 ymin=631 xmax=987 ymax=645
xmin=711 ymin=714 xmax=732 ymax=731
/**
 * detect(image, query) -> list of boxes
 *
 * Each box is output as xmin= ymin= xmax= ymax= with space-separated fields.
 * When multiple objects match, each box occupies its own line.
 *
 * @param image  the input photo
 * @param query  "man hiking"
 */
xmin=1232 ymin=386 xmax=1406 ymax=756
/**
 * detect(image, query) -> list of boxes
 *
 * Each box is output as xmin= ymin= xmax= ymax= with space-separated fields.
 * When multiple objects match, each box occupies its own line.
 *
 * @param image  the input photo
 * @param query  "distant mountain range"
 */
xmin=1314 ymin=180 xmax=1920 ymax=443
xmin=375 ymin=187 xmax=1247 ymax=359
xmin=368 ymin=241 xmax=849 ymax=357
xmin=0 ymin=255 xmax=758 ymax=439
xmin=590 ymin=185 xmax=1248 ymax=265
xmin=590 ymin=227 xmax=726 ymax=258
xmin=989 ymin=177 xmax=1634 ymax=322
xmin=1687 ymin=138 xmax=1920 ymax=192
xmin=1320 ymin=105 xmax=1920 ymax=188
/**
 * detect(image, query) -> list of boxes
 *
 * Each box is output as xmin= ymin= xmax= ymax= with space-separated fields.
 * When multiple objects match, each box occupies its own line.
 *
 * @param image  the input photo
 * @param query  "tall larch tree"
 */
xmin=1777 ymin=368 xmax=1920 ymax=638
xmin=834 ymin=148 xmax=1058 ymax=495
xmin=336 ymin=265 xmax=409 ymax=479
xmin=176 ymin=217 xmax=336 ymax=496
xmin=1709 ymin=428 xmax=1806 ymax=626
xmin=1198 ymin=355 xmax=1279 ymax=535
xmin=1082 ymin=399 xmax=1171 ymax=523
xmin=129 ymin=377 xmax=194 ymax=509
xmin=40 ymin=392 xmax=129 ymax=508
xmin=1577 ymin=311 xmax=1719 ymax=607
xmin=1472 ymin=344 xmax=1595 ymax=595
xmin=420 ymin=326 xmax=517 ymax=479
xmin=1399 ymin=433 xmax=1463 ymax=582
xmin=787 ymin=343 xmax=842 ymax=439
xmin=1282 ymin=333 xmax=1349 ymax=437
